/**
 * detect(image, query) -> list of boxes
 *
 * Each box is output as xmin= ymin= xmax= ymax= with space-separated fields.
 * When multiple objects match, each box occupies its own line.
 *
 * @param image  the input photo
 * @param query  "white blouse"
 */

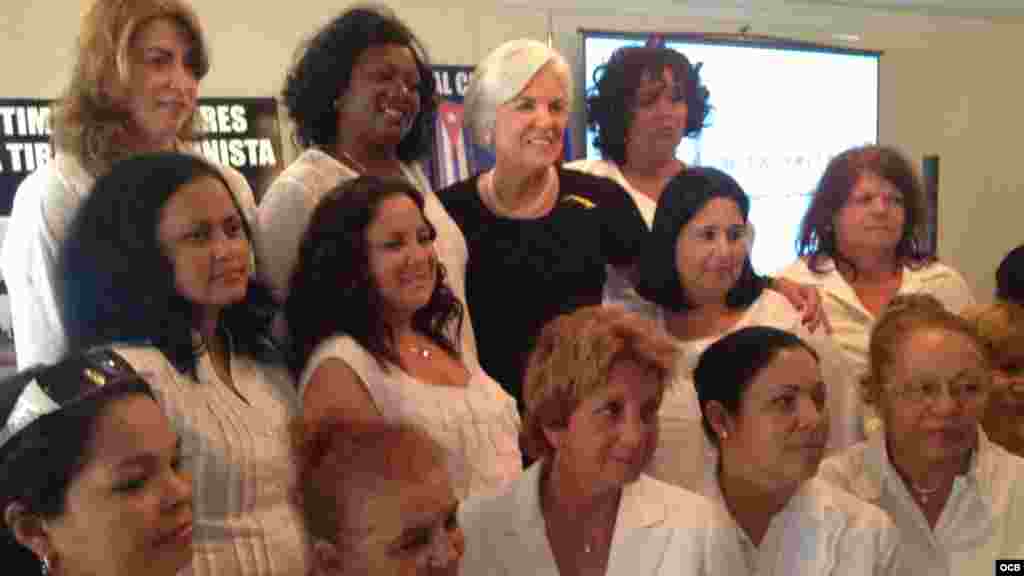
xmin=648 ymin=290 xmax=863 ymax=492
xmin=459 ymin=461 xmax=749 ymax=576
xmin=818 ymin=428 xmax=1024 ymax=576
xmin=297 ymin=334 xmax=521 ymax=500
xmin=779 ymin=257 xmax=975 ymax=379
xmin=116 ymin=344 xmax=308 ymax=576
xmin=698 ymin=451 xmax=903 ymax=576
xmin=256 ymin=149 xmax=479 ymax=366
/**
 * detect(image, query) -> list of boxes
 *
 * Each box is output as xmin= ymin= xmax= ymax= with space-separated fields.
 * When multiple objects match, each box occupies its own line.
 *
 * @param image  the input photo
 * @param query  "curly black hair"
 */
xmin=586 ymin=45 xmax=710 ymax=166
xmin=286 ymin=175 xmax=463 ymax=375
xmin=281 ymin=6 xmax=436 ymax=161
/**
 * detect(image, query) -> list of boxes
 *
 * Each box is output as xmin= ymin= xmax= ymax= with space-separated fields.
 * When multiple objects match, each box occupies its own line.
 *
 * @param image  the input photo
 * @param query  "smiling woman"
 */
xmin=58 ymin=152 xmax=308 ymax=576
xmin=286 ymin=175 xmax=522 ymax=501
xmin=439 ymin=39 xmax=648 ymax=409
xmin=1 ymin=0 xmax=260 ymax=372
xmin=1 ymin=351 xmax=192 ymax=576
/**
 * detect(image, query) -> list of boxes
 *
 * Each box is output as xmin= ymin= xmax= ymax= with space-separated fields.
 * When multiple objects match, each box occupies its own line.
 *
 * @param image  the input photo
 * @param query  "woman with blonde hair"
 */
xmin=459 ymin=306 xmax=746 ymax=576
xmin=819 ymin=295 xmax=1024 ymax=573
xmin=1 ymin=0 xmax=257 ymax=369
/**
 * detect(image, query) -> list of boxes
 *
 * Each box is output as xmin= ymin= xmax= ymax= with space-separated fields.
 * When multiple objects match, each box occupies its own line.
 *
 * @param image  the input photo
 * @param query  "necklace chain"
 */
xmin=337 ymin=149 xmax=368 ymax=175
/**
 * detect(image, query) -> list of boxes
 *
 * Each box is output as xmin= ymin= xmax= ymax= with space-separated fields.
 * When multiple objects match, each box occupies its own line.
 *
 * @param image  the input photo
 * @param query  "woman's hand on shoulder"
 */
xmin=770 ymin=276 xmax=831 ymax=334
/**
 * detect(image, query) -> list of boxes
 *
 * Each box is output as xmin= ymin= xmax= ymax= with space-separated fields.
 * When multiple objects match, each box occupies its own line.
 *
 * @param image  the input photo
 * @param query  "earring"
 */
xmin=249 ymin=251 xmax=257 ymax=275
xmin=41 ymin=556 xmax=51 ymax=576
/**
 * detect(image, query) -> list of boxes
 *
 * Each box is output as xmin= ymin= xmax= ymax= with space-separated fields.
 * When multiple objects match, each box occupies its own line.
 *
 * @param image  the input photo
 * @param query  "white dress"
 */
xmin=256 ymin=149 xmax=479 ymax=366
xmin=648 ymin=291 xmax=862 ymax=492
xmin=115 ymin=343 xmax=308 ymax=576
xmin=297 ymin=334 xmax=521 ymax=500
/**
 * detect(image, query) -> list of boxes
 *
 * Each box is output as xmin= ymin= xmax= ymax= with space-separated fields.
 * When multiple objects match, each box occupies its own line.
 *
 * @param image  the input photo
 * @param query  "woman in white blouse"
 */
xmin=459 ymin=306 xmax=746 ymax=576
xmin=257 ymin=6 xmax=478 ymax=364
xmin=58 ymin=153 xmax=307 ymax=576
xmin=633 ymin=167 xmax=861 ymax=491
xmin=287 ymin=175 xmax=521 ymax=500
xmin=1 ymin=0 xmax=258 ymax=369
xmin=819 ymin=294 xmax=1024 ymax=575
xmin=695 ymin=325 xmax=902 ymax=575
xmin=781 ymin=145 xmax=974 ymax=392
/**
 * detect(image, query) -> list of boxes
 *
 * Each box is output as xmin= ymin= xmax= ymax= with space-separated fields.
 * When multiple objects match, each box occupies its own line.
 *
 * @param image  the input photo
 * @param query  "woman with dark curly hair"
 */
xmin=566 ymin=45 xmax=822 ymax=326
xmin=59 ymin=152 xmax=307 ymax=575
xmin=288 ymin=176 xmax=521 ymax=501
xmin=1 ymin=0 xmax=258 ymax=370
xmin=258 ymin=6 xmax=479 ymax=364
xmin=780 ymin=145 xmax=974 ymax=427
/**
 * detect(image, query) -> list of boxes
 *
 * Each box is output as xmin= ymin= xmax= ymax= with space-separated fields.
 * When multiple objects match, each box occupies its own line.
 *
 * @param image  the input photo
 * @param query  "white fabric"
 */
xmin=297 ymin=334 xmax=521 ymax=500
xmin=0 ymin=151 xmax=259 ymax=370
xmin=779 ymin=257 xmax=975 ymax=380
xmin=648 ymin=290 xmax=863 ymax=492
xmin=459 ymin=461 xmax=749 ymax=576
xmin=257 ymin=149 xmax=478 ymax=366
xmin=697 ymin=452 xmax=903 ymax=576
xmin=116 ymin=345 xmax=308 ymax=576
xmin=818 ymin=427 xmax=1024 ymax=576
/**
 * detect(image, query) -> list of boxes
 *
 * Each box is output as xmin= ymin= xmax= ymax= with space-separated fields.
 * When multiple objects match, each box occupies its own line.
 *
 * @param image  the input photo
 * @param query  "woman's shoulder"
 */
xmin=265 ymin=149 xmax=350 ymax=200
xmin=556 ymin=165 xmax=629 ymax=199
xmin=805 ymin=476 xmax=893 ymax=530
xmin=744 ymin=290 xmax=804 ymax=330
xmin=300 ymin=334 xmax=373 ymax=376
xmin=817 ymin=441 xmax=873 ymax=491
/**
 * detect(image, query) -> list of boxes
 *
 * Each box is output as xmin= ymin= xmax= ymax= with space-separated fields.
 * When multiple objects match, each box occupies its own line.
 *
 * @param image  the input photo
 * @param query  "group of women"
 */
xmin=0 ymin=1 xmax=1022 ymax=575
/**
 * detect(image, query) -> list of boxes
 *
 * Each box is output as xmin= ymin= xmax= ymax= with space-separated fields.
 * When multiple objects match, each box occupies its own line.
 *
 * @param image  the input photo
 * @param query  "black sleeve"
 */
xmin=592 ymin=174 xmax=648 ymax=269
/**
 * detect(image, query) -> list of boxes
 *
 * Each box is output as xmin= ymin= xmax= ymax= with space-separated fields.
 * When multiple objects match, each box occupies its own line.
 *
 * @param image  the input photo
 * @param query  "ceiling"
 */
xmin=790 ymin=0 xmax=1024 ymax=19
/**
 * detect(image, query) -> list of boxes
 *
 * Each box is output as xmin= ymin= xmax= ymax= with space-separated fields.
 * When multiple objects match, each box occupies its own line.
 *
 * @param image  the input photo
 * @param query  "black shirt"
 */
xmin=439 ymin=167 xmax=648 ymax=407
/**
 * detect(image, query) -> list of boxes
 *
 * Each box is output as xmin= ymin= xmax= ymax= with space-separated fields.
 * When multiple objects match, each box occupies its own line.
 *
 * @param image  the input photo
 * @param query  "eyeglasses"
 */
xmin=0 ymin=350 xmax=139 ymax=449
xmin=893 ymin=375 xmax=989 ymax=408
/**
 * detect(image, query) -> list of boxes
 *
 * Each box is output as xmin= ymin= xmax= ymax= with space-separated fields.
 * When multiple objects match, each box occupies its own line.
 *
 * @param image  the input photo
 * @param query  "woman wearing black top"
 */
xmin=439 ymin=39 xmax=647 ymax=406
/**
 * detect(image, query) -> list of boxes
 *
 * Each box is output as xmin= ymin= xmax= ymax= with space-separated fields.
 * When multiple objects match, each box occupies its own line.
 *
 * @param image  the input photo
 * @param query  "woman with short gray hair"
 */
xmin=439 ymin=39 xmax=648 ymax=409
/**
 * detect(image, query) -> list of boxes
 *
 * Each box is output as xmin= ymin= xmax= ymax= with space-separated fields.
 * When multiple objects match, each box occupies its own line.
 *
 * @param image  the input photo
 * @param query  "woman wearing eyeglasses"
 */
xmin=819 ymin=294 xmax=1024 ymax=574
xmin=1 ymin=351 xmax=192 ymax=576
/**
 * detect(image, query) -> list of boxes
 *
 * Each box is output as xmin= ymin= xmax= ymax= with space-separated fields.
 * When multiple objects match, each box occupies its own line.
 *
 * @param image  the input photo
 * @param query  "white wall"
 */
xmin=1 ymin=0 xmax=1021 ymax=300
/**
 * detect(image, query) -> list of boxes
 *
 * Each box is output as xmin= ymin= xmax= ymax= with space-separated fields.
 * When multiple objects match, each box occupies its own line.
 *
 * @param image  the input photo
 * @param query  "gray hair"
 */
xmin=464 ymin=38 xmax=573 ymax=149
